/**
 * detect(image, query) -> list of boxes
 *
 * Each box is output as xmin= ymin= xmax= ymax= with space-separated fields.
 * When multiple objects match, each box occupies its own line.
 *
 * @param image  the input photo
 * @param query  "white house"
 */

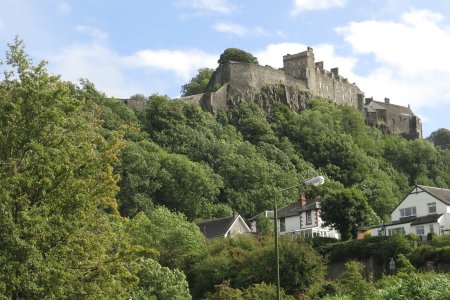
xmin=370 ymin=185 xmax=450 ymax=238
xmin=275 ymin=194 xmax=339 ymax=239
xmin=197 ymin=213 xmax=251 ymax=239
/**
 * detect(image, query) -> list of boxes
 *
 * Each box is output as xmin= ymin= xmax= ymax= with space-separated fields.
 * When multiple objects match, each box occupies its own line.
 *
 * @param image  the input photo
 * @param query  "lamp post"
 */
xmin=274 ymin=176 xmax=325 ymax=300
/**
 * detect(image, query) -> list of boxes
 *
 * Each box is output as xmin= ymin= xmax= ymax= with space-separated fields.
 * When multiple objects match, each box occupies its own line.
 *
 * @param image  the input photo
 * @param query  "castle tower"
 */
xmin=283 ymin=47 xmax=317 ymax=93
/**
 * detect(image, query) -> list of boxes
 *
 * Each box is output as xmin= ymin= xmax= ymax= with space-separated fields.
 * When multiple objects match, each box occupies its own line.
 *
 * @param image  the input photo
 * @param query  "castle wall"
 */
xmin=282 ymin=48 xmax=362 ymax=109
xmin=315 ymin=70 xmax=362 ymax=108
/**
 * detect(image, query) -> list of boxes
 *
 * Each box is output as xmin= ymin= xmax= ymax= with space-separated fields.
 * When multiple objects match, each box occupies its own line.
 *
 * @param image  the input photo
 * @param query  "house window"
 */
xmin=280 ymin=217 xmax=286 ymax=232
xmin=388 ymin=227 xmax=405 ymax=236
xmin=428 ymin=202 xmax=436 ymax=214
xmin=416 ymin=226 xmax=425 ymax=235
xmin=429 ymin=224 xmax=434 ymax=234
xmin=400 ymin=207 xmax=416 ymax=218
xmin=306 ymin=211 xmax=312 ymax=225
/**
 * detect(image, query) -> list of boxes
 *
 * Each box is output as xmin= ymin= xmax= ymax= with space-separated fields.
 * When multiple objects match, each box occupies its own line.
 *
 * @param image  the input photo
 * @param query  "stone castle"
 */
xmin=181 ymin=47 xmax=422 ymax=139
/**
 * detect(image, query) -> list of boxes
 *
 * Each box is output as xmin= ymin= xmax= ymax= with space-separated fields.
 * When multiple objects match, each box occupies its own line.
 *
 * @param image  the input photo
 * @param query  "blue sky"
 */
xmin=0 ymin=0 xmax=449 ymax=137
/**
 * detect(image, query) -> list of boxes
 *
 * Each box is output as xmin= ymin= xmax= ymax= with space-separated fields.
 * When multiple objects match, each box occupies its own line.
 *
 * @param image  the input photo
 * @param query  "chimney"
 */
xmin=365 ymin=97 xmax=373 ymax=105
xmin=384 ymin=97 xmax=390 ymax=104
xmin=331 ymin=67 xmax=339 ymax=77
xmin=299 ymin=193 xmax=306 ymax=206
xmin=315 ymin=61 xmax=324 ymax=71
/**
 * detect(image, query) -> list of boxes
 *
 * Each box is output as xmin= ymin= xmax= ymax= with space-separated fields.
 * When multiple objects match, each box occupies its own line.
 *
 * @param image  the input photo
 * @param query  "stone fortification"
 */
xmin=364 ymin=97 xmax=422 ymax=139
xmin=282 ymin=47 xmax=364 ymax=107
xmin=181 ymin=47 xmax=422 ymax=139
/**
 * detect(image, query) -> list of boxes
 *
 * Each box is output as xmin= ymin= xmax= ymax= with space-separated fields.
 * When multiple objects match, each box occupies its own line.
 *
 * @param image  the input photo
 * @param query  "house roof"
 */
xmin=367 ymin=100 xmax=415 ymax=116
xmin=197 ymin=215 xmax=237 ymax=239
xmin=197 ymin=214 xmax=250 ymax=239
xmin=418 ymin=185 xmax=450 ymax=205
xmin=410 ymin=214 xmax=443 ymax=226
xmin=369 ymin=214 xmax=443 ymax=229
xmin=368 ymin=216 xmax=416 ymax=229
xmin=249 ymin=210 xmax=274 ymax=221
xmin=277 ymin=199 xmax=320 ymax=218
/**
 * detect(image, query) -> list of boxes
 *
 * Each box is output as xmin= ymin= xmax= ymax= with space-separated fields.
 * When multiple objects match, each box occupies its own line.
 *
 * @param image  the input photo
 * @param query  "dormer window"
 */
xmin=428 ymin=202 xmax=436 ymax=214
xmin=400 ymin=206 xmax=416 ymax=218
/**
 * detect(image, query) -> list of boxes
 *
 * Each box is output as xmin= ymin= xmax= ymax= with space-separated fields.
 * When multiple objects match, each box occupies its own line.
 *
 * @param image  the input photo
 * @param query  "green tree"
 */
xmin=116 ymin=140 xmax=161 ymax=217
xmin=126 ymin=209 xmax=207 ymax=272
xmin=321 ymin=187 xmax=375 ymax=240
xmin=181 ymin=68 xmax=215 ymax=96
xmin=127 ymin=258 xmax=191 ymax=300
xmin=0 ymin=38 xmax=131 ymax=298
xmin=428 ymin=128 xmax=450 ymax=150
xmin=337 ymin=260 xmax=375 ymax=300
xmin=218 ymin=48 xmax=258 ymax=65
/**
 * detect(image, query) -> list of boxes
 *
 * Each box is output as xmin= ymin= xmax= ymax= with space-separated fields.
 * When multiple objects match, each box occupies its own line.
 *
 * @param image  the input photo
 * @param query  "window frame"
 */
xmin=415 ymin=225 xmax=425 ymax=235
xmin=306 ymin=211 xmax=312 ymax=225
xmin=280 ymin=217 xmax=286 ymax=232
xmin=427 ymin=202 xmax=436 ymax=214
xmin=399 ymin=206 xmax=416 ymax=218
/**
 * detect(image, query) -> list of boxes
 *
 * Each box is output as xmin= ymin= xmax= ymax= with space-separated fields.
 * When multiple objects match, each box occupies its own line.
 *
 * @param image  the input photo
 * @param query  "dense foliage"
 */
xmin=2 ymin=39 xmax=450 ymax=299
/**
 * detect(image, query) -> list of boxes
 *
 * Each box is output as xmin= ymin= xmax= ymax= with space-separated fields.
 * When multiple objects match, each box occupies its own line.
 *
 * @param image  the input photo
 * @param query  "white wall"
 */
xmin=392 ymin=192 xmax=448 ymax=221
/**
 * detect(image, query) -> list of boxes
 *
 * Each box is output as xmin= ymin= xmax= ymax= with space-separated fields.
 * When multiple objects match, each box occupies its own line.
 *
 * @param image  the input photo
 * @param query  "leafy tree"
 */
xmin=181 ymin=68 xmax=214 ymax=96
xmin=336 ymin=260 xmax=375 ymax=300
xmin=116 ymin=140 xmax=161 ymax=217
xmin=218 ymin=48 xmax=258 ymax=65
xmin=155 ymin=151 xmax=223 ymax=220
xmin=126 ymin=209 xmax=207 ymax=272
xmin=228 ymin=102 xmax=277 ymax=144
xmin=0 ymin=38 xmax=131 ymax=298
xmin=127 ymin=258 xmax=191 ymax=300
xmin=255 ymin=215 xmax=273 ymax=234
xmin=203 ymin=282 xmax=295 ymax=300
xmin=321 ymin=187 xmax=375 ymax=240
xmin=428 ymin=128 xmax=450 ymax=150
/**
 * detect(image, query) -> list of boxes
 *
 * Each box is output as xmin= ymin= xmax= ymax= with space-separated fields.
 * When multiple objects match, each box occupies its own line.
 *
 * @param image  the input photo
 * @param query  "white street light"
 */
xmin=274 ymin=175 xmax=325 ymax=300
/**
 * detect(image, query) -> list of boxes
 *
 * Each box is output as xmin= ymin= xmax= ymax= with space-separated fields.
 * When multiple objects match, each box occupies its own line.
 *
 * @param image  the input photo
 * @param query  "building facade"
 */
xmin=369 ymin=185 xmax=450 ymax=238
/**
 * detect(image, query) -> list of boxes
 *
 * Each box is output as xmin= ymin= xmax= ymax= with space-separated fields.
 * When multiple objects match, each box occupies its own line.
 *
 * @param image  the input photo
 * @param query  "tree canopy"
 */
xmin=218 ymin=48 xmax=259 ymax=64
xmin=181 ymin=68 xmax=215 ymax=96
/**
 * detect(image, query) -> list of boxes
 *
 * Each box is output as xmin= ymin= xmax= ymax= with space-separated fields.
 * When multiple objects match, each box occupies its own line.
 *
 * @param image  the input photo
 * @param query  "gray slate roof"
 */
xmin=410 ymin=214 xmax=443 ymax=226
xmin=370 ymin=100 xmax=415 ymax=116
xmin=418 ymin=185 xmax=450 ymax=205
xmin=197 ymin=215 xmax=237 ymax=239
xmin=277 ymin=200 xmax=320 ymax=218
xmin=249 ymin=210 xmax=274 ymax=221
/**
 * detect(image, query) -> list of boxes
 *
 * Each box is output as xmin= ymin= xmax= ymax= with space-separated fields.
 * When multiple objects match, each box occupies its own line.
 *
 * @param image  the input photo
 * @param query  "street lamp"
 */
xmin=274 ymin=175 xmax=325 ymax=300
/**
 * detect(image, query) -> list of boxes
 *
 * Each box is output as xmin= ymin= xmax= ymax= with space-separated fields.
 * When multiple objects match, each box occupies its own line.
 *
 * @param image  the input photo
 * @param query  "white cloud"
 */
xmin=124 ymin=49 xmax=217 ymax=79
xmin=213 ymin=22 xmax=269 ymax=37
xmin=337 ymin=9 xmax=450 ymax=109
xmin=58 ymin=2 xmax=71 ymax=14
xmin=76 ymin=25 xmax=108 ymax=40
xmin=176 ymin=0 xmax=234 ymax=14
xmin=47 ymin=41 xmax=218 ymax=98
xmin=291 ymin=0 xmax=347 ymax=15
xmin=214 ymin=22 xmax=247 ymax=37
